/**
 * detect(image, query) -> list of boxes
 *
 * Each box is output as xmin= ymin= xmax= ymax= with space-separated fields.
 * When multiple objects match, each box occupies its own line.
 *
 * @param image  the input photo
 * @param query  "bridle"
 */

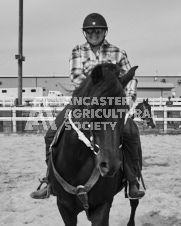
xmin=48 ymin=107 xmax=125 ymax=217
xmin=49 ymin=112 xmax=101 ymax=216
xmin=68 ymin=110 xmax=123 ymax=153
xmin=68 ymin=110 xmax=101 ymax=155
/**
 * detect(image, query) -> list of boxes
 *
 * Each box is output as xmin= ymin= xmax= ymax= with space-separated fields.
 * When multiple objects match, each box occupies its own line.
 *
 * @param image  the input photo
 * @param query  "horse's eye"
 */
xmin=93 ymin=144 xmax=100 ymax=155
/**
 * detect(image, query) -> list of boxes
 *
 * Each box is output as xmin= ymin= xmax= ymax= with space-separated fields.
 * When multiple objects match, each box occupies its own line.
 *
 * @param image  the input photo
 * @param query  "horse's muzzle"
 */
xmin=147 ymin=118 xmax=156 ymax=128
xmin=99 ymin=160 xmax=122 ymax=177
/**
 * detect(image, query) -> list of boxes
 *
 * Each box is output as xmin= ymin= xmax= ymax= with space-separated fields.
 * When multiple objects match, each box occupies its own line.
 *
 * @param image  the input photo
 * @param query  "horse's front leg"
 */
xmin=57 ymin=199 xmax=78 ymax=226
xmin=89 ymin=202 xmax=111 ymax=226
xmin=127 ymin=199 xmax=139 ymax=226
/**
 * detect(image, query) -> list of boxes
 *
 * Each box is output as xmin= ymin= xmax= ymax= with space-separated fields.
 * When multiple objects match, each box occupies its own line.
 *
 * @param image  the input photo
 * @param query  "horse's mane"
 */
xmin=70 ymin=63 xmax=126 ymax=113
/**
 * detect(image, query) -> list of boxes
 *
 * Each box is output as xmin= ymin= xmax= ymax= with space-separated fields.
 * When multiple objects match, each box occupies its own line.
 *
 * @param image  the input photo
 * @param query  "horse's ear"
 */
xmin=119 ymin=66 xmax=138 ymax=88
xmin=91 ymin=65 xmax=103 ymax=84
xmin=146 ymin=98 xmax=149 ymax=103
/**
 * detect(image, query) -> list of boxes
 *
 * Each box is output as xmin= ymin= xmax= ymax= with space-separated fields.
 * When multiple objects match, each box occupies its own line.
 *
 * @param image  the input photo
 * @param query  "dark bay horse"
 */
xmin=48 ymin=64 xmax=142 ymax=226
xmin=134 ymin=98 xmax=156 ymax=129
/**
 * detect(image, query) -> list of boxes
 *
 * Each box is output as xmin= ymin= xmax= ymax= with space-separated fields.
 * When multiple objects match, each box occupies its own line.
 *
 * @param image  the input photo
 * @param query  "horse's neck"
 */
xmin=55 ymin=129 xmax=95 ymax=185
xmin=58 ymin=129 xmax=82 ymax=162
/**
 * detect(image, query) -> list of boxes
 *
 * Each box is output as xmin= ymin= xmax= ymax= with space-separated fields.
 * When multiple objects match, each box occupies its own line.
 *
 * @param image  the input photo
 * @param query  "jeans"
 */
xmin=45 ymin=106 xmax=142 ymax=184
xmin=123 ymin=118 xmax=142 ymax=184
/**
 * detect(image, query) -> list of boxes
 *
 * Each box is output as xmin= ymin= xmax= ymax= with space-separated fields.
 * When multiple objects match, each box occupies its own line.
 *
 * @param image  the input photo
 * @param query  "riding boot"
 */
xmin=123 ymin=158 xmax=145 ymax=199
xmin=123 ymin=159 xmax=145 ymax=199
xmin=123 ymin=118 xmax=145 ymax=199
xmin=129 ymin=182 xmax=145 ymax=199
xmin=30 ymin=152 xmax=52 ymax=199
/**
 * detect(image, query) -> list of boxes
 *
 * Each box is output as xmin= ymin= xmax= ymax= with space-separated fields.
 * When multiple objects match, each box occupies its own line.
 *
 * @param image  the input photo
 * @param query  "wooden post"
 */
xmin=163 ymin=106 xmax=167 ymax=132
xmin=15 ymin=0 xmax=25 ymax=132
xmin=12 ymin=109 xmax=17 ymax=133
xmin=15 ymin=0 xmax=25 ymax=106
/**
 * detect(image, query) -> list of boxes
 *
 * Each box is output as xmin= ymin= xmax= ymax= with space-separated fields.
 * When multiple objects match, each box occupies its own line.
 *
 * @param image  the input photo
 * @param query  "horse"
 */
xmin=48 ymin=63 xmax=151 ymax=226
xmin=134 ymin=98 xmax=155 ymax=129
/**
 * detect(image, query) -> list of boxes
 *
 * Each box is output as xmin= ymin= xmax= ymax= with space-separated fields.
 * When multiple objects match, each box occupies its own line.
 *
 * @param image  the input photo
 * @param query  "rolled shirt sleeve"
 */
xmin=117 ymin=50 xmax=137 ymax=102
xmin=69 ymin=45 xmax=86 ymax=85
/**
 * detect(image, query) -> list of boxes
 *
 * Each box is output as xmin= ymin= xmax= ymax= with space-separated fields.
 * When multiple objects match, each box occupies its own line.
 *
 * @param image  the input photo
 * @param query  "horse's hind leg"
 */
xmin=127 ymin=199 xmax=139 ymax=226
xmin=57 ymin=199 xmax=78 ymax=226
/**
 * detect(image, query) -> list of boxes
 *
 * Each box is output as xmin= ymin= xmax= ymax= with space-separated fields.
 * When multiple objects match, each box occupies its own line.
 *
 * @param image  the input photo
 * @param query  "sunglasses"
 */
xmin=84 ymin=28 xmax=105 ymax=35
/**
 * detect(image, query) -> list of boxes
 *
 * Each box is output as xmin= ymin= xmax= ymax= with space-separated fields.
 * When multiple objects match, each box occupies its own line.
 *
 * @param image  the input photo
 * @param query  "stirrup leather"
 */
xmin=37 ymin=177 xmax=49 ymax=190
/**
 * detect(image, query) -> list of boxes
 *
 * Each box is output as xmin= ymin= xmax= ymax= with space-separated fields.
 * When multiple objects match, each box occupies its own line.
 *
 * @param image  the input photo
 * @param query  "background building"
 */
xmin=136 ymin=74 xmax=181 ymax=98
xmin=0 ymin=74 xmax=180 ymax=98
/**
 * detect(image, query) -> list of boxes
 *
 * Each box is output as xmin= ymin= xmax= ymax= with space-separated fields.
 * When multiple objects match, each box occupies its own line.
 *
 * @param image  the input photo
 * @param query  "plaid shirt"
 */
xmin=69 ymin=40 xmax=137 ymax=99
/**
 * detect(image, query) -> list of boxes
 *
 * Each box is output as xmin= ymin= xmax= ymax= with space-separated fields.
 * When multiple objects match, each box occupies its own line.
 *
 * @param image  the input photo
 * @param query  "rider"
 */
xmin=30 ymin=13 xmax=145 ymax=199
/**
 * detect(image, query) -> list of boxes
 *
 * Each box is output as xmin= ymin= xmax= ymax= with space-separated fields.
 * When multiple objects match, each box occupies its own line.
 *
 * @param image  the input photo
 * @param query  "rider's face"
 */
xmin=84 ymin=28 xmax=106 ymax=46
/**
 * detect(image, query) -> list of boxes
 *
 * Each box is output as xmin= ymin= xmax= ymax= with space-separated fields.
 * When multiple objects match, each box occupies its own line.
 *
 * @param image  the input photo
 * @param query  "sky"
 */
xmin=0 ymin=0 xmax=181 ymax=77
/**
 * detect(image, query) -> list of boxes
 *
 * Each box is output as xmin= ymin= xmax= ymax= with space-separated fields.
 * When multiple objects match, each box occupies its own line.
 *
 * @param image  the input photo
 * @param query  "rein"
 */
xmin=49 ymin=111 xmax=100 ymax=216
xmin=49 ymin=107 xmax=125 ymax=214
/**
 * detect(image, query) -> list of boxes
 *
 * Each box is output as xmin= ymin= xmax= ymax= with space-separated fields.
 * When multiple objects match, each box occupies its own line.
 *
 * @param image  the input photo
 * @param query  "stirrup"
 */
xmin=38 ymin=178 xmax=52 ymax=198
xmin=36 ymin=178 xmax=51 ymax=199
xmin=37 ymin=177 xmax=49 ymax=190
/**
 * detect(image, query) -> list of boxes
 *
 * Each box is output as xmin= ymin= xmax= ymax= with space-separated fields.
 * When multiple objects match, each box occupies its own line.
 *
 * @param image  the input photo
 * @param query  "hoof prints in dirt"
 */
xmin=143 ymin=157 xmax=169 ymax=167
xmin=141 ymin=212 xmax=181 ymax=226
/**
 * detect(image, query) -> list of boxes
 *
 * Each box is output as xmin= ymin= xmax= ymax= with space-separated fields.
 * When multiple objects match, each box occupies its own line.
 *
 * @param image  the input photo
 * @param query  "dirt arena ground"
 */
xmin=0 ymin=133 xmax=181 ymax=226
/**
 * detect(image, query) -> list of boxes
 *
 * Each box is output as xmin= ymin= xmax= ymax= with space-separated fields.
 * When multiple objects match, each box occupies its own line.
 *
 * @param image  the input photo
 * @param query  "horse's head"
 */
xmin=135 ymin=98 xmax=156 ymax=128
xmin=70 ymin=63 xmax=138 ymax=177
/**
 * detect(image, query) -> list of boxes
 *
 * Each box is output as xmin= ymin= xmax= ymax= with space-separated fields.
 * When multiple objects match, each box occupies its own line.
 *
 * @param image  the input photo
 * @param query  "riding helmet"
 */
xmin=82 ymin=13 xmax=108 ymax=30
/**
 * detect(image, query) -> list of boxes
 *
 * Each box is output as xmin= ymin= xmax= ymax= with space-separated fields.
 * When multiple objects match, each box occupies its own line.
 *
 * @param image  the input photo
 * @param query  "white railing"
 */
xmin=0 ymin=96 xmax=71 ymax=107
xmin=137 ymin=97 xmax=181 ymax=106
xmin=0 ymin=106 xmax=64 ymax=133
xmin=0 ymin=106 xmax=181 ymax=133
xmin=0 ymin=97 xmax=15 ymax=107
xmin=152 ymin=106 xmax=181 ymax=131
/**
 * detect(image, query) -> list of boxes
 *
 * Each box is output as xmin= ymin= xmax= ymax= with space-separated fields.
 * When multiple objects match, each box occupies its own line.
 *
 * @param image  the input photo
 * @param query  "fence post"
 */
xmin=45 ymin=97 xmax=48 ymax=107
xmin=159 ymin=96 xmax=163 ymax=106
xmin=163 ymin=106 xmax=167 ymax=132
xmin=12 ymin=108 xmax=17 ymax=133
